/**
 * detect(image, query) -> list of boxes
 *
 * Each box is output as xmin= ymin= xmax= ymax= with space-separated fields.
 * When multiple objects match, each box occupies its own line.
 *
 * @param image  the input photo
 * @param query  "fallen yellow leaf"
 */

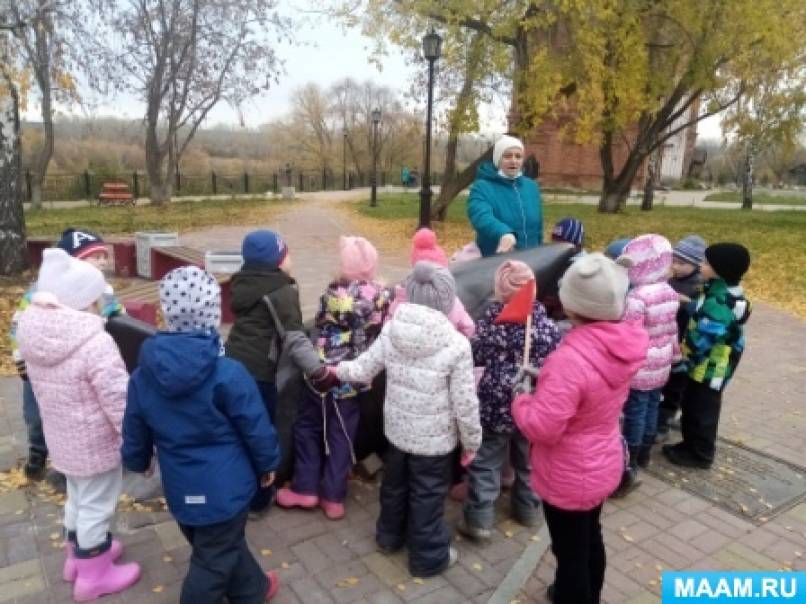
xmin=260 ymin=548 xmax=273 ymax=557
xmin=472 ymin=563 xmax=483 ymax=571
xmin=413 ymin=578 xmax=424 ymax=585
xmin=49 ymin=532 xmax=60 ymax=541
xmin=152 ymin=585 xmax=164 ymax=593
xmin=336 ymin=576 xmax=360 ymax=588
xmin=530 ymin=534 xmax=541 ymax=542
xmin=504 ymin=530 xmax=514 ymax=538
xmin=396 ymin=583 xmax=406 ymax=591
xmin=623 ymin=534 xmax=635 ymax=543
xmin=162 ymin=555 xmax=173 ymax=563
xmin=281 ymin=562 xmax=290 ymax=569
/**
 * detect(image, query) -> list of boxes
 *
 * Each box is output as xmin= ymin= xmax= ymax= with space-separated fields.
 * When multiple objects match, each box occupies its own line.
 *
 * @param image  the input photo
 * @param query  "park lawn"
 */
xmin=703 ymin=191 xmax=806 ymax=205
xmin=24 ymin=196 xmax=293 ymax=237
xmin=349 ymin=193 xmax=806 ymax=318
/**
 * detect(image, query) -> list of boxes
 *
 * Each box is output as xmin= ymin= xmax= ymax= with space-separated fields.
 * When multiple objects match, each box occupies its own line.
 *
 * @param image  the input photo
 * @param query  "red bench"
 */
xmin=98 ymin=181 xmax=135 ymax=207
xmin=118 ymin=273 xmax=233 ymax=325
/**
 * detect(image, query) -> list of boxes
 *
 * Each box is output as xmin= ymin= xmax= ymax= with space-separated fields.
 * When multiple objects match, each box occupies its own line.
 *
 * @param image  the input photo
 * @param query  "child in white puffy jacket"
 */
xmin=336 ymin=261 xmax=482 ymax=579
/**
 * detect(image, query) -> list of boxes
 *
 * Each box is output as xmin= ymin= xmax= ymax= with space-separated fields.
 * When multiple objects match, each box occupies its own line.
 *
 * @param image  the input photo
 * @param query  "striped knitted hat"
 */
xmin=673 ymin=235 xmax=707 ymax=267
xmin=551 ymin=217 xmax=585 ymax=247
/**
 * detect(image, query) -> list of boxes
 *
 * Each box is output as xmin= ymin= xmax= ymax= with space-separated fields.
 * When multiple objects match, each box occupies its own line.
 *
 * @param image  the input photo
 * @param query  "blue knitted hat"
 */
xmin=604 ymin=238 xmax=631 ymax=260
xmin=57 ymin=228 xmax=107 ymax=259
xmin=673 ymin=235 xmax=707 ymax=266
xmin=241 ymin=230 xmax=288 ymax=269
xmin=551 ymin=217 xmax=585 ymax=247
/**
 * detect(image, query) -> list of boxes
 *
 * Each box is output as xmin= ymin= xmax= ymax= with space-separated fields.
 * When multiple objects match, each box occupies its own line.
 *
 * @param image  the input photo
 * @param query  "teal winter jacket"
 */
xmin=467 ymin=161 xmax=543 ymax=257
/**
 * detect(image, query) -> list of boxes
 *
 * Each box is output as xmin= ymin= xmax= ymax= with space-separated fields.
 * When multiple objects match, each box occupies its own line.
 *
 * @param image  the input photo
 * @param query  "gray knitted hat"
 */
xmin=159 ymin=266 xmax=221 ymax=333
xmin=405 ymin=261 xmax=456 ymax=315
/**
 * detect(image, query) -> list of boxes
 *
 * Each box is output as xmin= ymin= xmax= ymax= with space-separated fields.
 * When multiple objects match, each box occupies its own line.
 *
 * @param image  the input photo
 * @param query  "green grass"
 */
xmin=352 ymin=193 xmax=806 ymax=317
xmin=24 ymin=197 xmax=292 ymax=237
xmin=704 ymin=191 xmax=806 ymax=205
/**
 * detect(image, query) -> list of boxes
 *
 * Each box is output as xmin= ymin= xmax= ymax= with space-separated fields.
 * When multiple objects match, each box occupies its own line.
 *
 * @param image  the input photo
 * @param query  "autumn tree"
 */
xmin=333 ymin=0 xmax=806 ymax=213
xmin=90 ymin=0 xmax=290 ymax=204
xmin=0 ymin=15 xmax=28 ymax=274
xmin=6 ymin=1 xmax=81 ymax=209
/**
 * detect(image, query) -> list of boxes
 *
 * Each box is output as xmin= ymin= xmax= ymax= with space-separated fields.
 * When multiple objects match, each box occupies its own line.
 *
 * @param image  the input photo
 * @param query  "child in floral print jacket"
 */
xmin=459 ymin=260 xmax=561 ymax=540
xmin=277 ymin=236 xmax=390 ymax=520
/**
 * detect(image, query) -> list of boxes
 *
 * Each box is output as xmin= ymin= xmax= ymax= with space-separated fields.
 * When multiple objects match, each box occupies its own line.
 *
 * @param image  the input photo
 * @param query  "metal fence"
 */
xmin=24 ymin=167 xmax=442 ymax=203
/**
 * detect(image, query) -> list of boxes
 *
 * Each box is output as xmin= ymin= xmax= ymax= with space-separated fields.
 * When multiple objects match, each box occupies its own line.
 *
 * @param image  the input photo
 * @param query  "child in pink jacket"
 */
xmin=513 ymin=253 xmax=648 ymax=604
xmin=387 ymin=228 xmax=475 ymax=338
xmin=16 ymin=249 xmax=140 ymax=602
xmin=613 ymin=234 xmax=680 ymax=497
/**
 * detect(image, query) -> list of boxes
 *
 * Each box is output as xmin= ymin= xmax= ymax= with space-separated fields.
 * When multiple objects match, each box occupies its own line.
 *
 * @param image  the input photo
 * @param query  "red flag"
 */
xmin=494 ymin=279 xmax=536 ymax=325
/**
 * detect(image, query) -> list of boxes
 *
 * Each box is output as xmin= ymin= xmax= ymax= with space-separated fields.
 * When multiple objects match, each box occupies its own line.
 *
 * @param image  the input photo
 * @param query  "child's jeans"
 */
xmin=178 ymin=508 xmax=269 ymax=603
xmin=22 ymin=380 xmax=47 ymax=458
xmin=64 ymin=466 xmax=122 ymax=555
xmin=376 ymin=444 xmax=452 ymax=578
xmin=543 ymin=501 xmax=605 ymax=604
xmin=463 ymin=430 xmax=539 ymax=529
xmin=622 ymin=388 xmax=662 ymax=447
xmin=291 ymin=388 xmax=362 ymax=502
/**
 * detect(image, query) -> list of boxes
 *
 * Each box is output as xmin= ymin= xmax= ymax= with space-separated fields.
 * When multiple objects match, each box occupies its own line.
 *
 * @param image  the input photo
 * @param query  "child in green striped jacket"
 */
xmin=662 ymin=243 xmax=751 ymax=470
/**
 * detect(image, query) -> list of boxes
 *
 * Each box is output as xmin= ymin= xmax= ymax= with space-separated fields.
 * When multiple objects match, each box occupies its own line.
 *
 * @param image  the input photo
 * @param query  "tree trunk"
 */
xmin=641 ymin=152 xmax=658 ymax=211
xmin=144 ymin=113 xmax=172 ymax=205
xmin=430 ymin=147 xmax=493 ymax=221
xmin=28 ymin=19 xmax=54 ymax=210
xmin=0 ymin=81 xmax=29 ymax=275
xmin=597 ymin=132 xmax=646 ymax=213
xmin=741 ymin=149 xmax=753 ymax=210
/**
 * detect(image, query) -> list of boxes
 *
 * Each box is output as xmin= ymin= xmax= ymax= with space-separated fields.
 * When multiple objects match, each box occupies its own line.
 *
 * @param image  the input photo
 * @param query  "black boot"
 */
xmin=24 ymin=450 xmax=47 ymax=481
xmin=610 ymin=446 xmax=642 ymax=498
xmin=637 ymin=441 xmax=653 ymax=468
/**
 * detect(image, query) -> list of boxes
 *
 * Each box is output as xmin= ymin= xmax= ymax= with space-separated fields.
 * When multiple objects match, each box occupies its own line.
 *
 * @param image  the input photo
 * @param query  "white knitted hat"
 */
xmin=559 ymin=253 xmax=629 ymax=321
xmin=493 ymin=135 xmax=525 ymax=168
xmin=36 ymin=248 xmax=106 ymax=311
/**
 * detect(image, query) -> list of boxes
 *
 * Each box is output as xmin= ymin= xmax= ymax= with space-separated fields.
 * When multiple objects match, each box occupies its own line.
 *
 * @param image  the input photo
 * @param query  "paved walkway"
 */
xmin=1 ymin=198 xmax=805 ymax=603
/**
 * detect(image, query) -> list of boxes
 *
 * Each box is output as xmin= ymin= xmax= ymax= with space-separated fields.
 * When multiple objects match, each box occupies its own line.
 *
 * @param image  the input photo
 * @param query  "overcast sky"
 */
xmin=29 ymin=0 xmax=722 ymax=140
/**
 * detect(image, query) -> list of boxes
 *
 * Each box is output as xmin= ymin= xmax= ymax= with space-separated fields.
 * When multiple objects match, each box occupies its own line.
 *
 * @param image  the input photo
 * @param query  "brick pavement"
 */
xmin=2 ymin=197 xmax=805 ymax=603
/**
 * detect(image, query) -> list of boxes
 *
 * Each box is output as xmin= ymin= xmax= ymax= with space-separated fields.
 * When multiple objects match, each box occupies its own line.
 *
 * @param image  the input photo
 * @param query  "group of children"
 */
xmin=10 ymin=218 xmax=751 ymax=603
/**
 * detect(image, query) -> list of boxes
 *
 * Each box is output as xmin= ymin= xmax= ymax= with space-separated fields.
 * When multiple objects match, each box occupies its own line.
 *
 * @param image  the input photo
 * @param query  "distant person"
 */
xmin=401 ymin=166 xmax=411 ymax=189
xmin=468 ymin=135 xmax=543 ymax=257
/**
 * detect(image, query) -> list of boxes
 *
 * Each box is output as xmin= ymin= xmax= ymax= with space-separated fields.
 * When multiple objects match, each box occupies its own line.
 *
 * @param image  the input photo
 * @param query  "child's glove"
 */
xmin=512 ymin=365 xmax=540 ymax=396
xmin=309 ymin=366 xmax=340 ymax=393
xmin=460 ymin=449 xmax=476 ymax=468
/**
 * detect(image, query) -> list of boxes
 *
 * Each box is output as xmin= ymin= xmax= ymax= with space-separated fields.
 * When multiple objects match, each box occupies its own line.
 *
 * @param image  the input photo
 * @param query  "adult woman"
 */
xmin=467 ymin=135 xmax=543 ymax=257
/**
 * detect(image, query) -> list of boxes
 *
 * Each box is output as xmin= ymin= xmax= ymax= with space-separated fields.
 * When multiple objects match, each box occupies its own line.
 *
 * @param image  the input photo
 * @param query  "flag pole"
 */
xmin=523 ymin=313 xmax=533 ymax=367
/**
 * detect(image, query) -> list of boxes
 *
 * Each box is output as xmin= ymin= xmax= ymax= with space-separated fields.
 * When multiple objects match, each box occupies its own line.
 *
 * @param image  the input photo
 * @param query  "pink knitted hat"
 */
xmin=411 ymin=228 xmax=449 ymax=268
xmin=339 ymin=236 xmax=379 ymax=281
xmin=617 ymin=234 xmax=673 ymax=286
xmin=494 ymin=260 xmax=535 ymax=302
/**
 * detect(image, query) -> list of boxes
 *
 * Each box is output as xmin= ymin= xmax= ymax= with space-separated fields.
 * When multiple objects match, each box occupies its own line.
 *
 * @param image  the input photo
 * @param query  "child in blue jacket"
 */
xmin=122 ymin=266 xmax=282 ymax=602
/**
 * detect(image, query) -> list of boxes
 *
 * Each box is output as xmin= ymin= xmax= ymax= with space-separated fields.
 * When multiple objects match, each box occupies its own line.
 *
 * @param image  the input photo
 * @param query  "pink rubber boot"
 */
xmin=64 ymin=539 xmax=123 ymax=582
xmin=276 ymin=487 xmax=318 ymax=509
xmin=320 ymin=499 xmax=345 ymax=520
xmin=266 ymin=570 xmax=280 ymax=600
xmin=72 ymin=549 xmax=140 ymax=602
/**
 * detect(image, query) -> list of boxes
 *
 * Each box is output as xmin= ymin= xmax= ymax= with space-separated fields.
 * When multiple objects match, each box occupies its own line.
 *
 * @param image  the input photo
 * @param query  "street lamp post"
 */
xmin=419 ymin=27 xmax=442 ymax=229
xmin=342 ymin=129 xmax=348 ymax=190
xmin=370 ymin=108 xmax=382 ymax=207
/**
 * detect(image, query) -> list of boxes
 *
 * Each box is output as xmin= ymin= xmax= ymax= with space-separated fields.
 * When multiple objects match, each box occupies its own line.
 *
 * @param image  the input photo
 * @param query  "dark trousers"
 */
xmin=543 ymin=501 xmax=605 ymax=604
xmin=680 ymin=378 xmax=723 ymax=463
xmin=377 ymin=444 xmax=452 ymax=577
xmin=250 ymin=382 xmax=279 ymax=513
xmin=178 ymin=509 xmax=269 ymax=604
xmin=658 ymin=370 xmax=687 ymax=433
xmin=291 ymin=388 xmax=362 ymax=502
xmin=22 ymin=380 xmax=47 ymax=457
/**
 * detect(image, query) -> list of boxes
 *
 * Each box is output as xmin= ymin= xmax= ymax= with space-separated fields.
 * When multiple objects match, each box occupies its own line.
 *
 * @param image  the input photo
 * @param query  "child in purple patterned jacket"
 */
xmin=459 ymin=260 xmax=561 ymax=540
xmin=277 ymin=236 xmax=391 ymax=520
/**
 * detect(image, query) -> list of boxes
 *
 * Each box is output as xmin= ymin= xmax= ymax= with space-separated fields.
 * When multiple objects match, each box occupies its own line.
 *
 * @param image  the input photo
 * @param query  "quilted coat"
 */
xmin=16 ymin=293 xmax=129 ymax=477
xmin=512 ymin=320 xmax=649 ymax=510
xmin=336 ymin=302 xmax=482 ymax=456
xmin=620 ymin=235 xmax=681 ymax=390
